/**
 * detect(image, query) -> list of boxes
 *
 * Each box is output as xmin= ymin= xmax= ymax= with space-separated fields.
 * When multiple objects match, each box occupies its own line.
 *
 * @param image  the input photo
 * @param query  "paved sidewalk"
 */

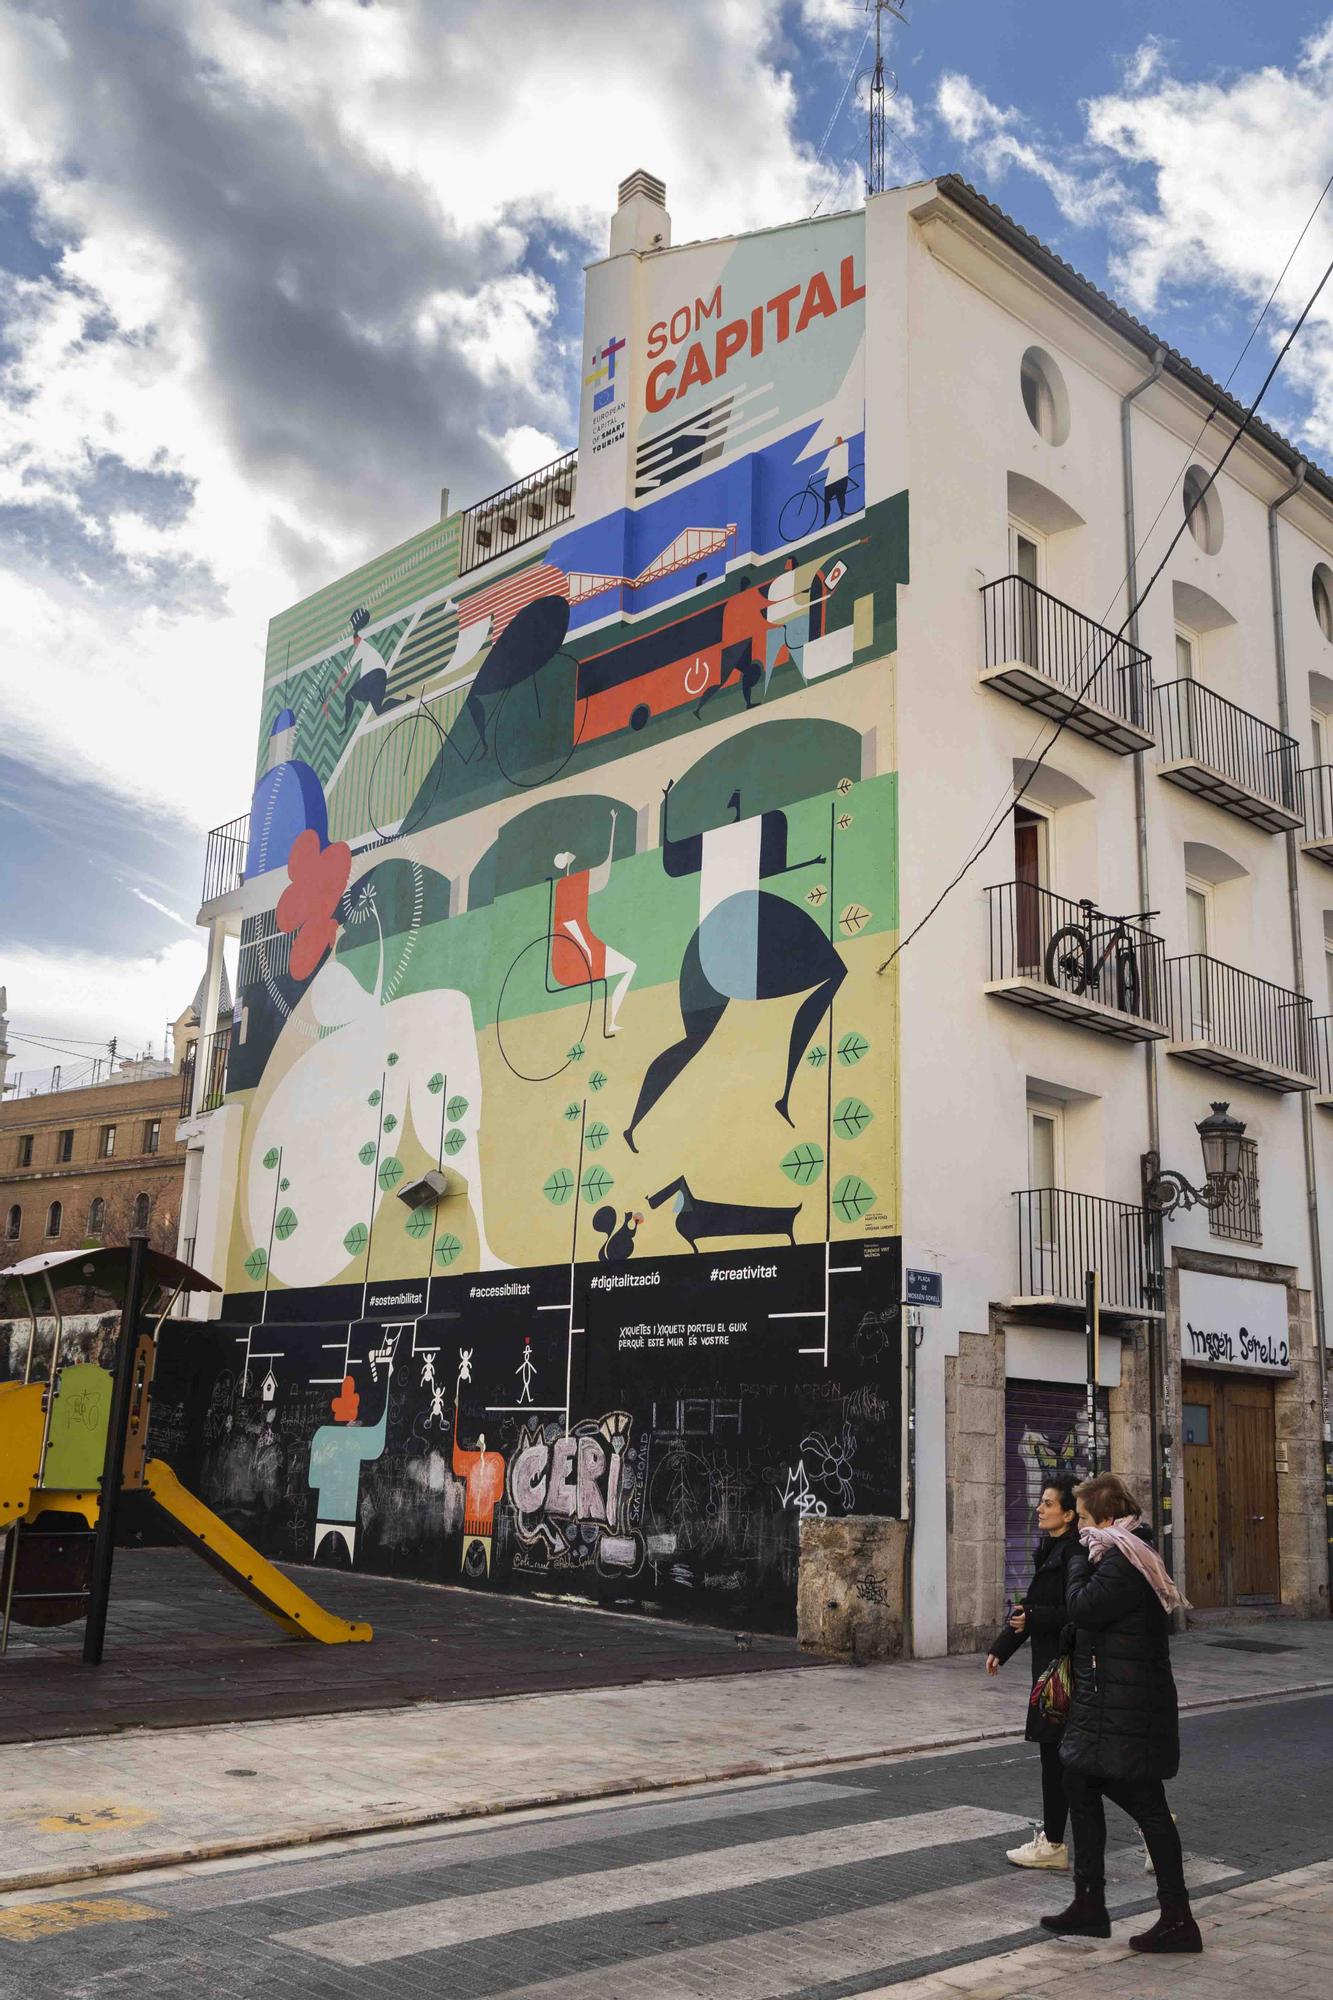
xmin=866 ymin=1859 xmax=1333 ymax=1997
xmin=4 ymin=1615 xmax=1331 ymax=1897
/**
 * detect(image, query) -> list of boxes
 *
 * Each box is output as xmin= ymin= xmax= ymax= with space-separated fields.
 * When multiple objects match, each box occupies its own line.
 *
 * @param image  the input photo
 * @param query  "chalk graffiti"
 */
xmin=506 ymin=1411 xmax=642 ymax=1572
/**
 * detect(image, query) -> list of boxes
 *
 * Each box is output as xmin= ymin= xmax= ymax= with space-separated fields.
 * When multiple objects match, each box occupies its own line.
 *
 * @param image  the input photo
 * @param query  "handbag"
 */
xmin=1029 ymin=1653 xmax=1073 ymax=1730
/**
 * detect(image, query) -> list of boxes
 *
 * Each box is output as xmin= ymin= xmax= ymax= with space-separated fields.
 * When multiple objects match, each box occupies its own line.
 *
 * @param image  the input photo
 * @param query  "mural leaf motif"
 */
xmin=836 ymin=1031 xmax=870 ymax=1066
xmin=806 ymin=884 xmax=828 ymax=906
xmin=443 ymin=1128 xmax=467 ymax=1155
xmin=343 ymin=1223 xmax=369 ymax=1256
xmin=357 ymin=1141 xmax=376 ymax=1166
xmin=833 ymin=1097 xmax=874 ymax=1140
xmin=279 ymin=1177 xmax=290 ymax=1191
xmin=836 ymin=776 xmax=854 ymax=795
xmin=832 ymin=1174 xmax=876 ymax=1222
xmin=564 ymin=1102 xmax=581 ymax=1121
xmin=404 ymin=1208 xmax=432 ymax=1239
xmin=377 ymin=1155 xmax=405 ymax=1191
xmin=780 ymin=1142 xmax=825 ymax=1186
xmin=839 ymin=903 xmax=871 ymax=934
xmin=588 ymin=1070 xmax=608 ymax=1092
xmin=383 ymin=1113 xmax=398 ymax=1133
xmin=368 ymin=1089 xmax=381 ymax=1107
xmin=566 ymin=1042 xmax=585 ymax=1063
xmin=543 ymin=1168 xmax=575 ymax=1206
xmin=434 ymin=1233 xmax=463 ymax=1267
xmin=262 ymin=1148 xmax=280 ymax=1171
xmin=274 ymin=1207 xmax=299 ymax=1240
xmin=806 ymin=1045 xmax=828 ymax=1069
xmin=427 ymin=1072 xmax=445 ymax=1095
xmin=585 ymin=1121 xmax=610 ymax=1151
xmin=580 ymin=1165 xmax=614 ymax=1203
xmin=387 ymin=1052 xmax=399 ymax=1066
xmin=244 ymin=1248 xmax=268 ymax=1280
xmin=446 ymin=1095 xmax=469 ymax=1122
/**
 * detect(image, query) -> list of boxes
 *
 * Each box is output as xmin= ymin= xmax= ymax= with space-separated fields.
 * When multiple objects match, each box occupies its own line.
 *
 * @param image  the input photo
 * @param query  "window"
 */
xmin=99 ymin=1124 xmax=116 ymax=1159
xmin=131 ymin=1192 xmax=151 ymax=1233
xmin=44 ymin=1200 xmax=62 ymax=1240
xmin=143 ymin=1119 xmax=161 ymax=1156
xmin=1183 ymin=463 xmax=1224 ymax=553
xmin=1027 ymin=1098 xmax=1064 ymax=1257
xmin=1174 ymin=628 xmax=1197 ymax=681
xmin=1182 ymin=1402 xmax=1211 ymax=1447
xmin=57 ymin=1128 xmax=74 ymax=1163
xmin=5 ymin=1204 xmax=19 ymax=1241
xmin=87 ymin=1196 xmax=105 ymax=1238
xmin=1019 ymin=346 xmax=1070 ymax=446
xmin=1313 ymin=711 xmax=1329 ymax=769
xmin=1009 ymin=520 xmax=1043 ymax=586
xmin=17 ymin=1133 xmax=33 ymax=1167
xmin=1210 ymin=1136 xmax=1261 ymax=1245
xmin=1314 ymin=564 xmax=1333 ymax=643
xmin=1185 ymin=880 xmax=1211 ymax=956
xmin=1325 ymin=943 xmax=1333 ymax=1017
xmin=1184 ymin=879 xmax=1213 ymax=1036
xmin=1014 ymin=804 xmax=1051 ymax=972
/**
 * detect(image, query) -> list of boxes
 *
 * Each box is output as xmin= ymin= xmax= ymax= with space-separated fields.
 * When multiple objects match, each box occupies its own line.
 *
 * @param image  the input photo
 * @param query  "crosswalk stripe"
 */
xmin=273 ymin=1806 xmax=1031 ymax=1966
xmin=459 ymin=1850 xmax=1242 ymax=2000
xmin=159 ymin=1780 xmax=872 ymax=1912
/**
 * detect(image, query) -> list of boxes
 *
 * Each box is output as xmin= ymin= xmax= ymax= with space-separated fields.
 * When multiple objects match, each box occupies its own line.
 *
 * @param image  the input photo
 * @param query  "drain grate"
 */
xmin=1205 ymin=1636 xmax=1297 ymax=1654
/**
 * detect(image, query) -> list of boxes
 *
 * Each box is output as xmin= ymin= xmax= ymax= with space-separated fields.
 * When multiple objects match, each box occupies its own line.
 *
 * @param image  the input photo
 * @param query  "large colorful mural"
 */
xmin=156 ymin=209 xmax=909 ymax=1626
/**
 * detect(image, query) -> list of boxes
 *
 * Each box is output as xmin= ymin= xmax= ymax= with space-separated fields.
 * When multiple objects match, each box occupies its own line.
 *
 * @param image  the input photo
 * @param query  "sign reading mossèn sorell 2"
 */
xmin=644 ymin=252 xmax=866 ymax=411
xmin=1177 ymin=1269 xmax=1293 ymax=1375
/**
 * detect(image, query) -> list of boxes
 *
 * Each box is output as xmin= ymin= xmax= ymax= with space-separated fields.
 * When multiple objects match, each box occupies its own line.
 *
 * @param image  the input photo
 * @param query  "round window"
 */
xmin=1313 ymin=563 xmax=1333 ymax=643
xmin=1183 ymin=464 xmax=1224 ymax=554
xmin=1019 ymin=346 xmax=1070 ymax=446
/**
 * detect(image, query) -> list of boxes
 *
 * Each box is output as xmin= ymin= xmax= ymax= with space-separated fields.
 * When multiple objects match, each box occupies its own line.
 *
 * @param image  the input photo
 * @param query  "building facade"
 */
xmin=166 ymin=172 xmax=1332 ymax=1650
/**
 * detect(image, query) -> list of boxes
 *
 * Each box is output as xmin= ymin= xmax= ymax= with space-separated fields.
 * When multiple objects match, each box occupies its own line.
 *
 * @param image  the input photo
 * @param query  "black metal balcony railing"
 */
xmin=981 ymin=574 xmax=1153 ymax=736
xmin=986 ymin=882 xmax=1166 ymax=1026
xmin=202 ymin=814 xmax=249 ymax=904
xmin=1165 ymin=954 xmax=1313 ymax=1080
xmin=458 ymin=451 xmax=577 ymax=576
xmin=1014 ymin=1189 xmax=1153 ymax=1314
xmin=1302 ymin=764 xmax=1333 ymax=849
xmin=179 ymin=1025 xmax=232 ymax=1118
xmin=1154 ymin=679 xmax=1300 ymax=820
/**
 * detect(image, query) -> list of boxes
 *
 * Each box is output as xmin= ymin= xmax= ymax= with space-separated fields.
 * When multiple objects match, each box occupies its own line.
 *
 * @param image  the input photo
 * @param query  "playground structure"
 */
xmin=0 ymin=1241 xmax=371 ymax=1656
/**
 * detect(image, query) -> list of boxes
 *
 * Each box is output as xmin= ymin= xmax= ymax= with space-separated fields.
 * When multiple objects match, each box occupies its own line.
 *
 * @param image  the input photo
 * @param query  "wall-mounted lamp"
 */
xmin=396 ymin=1170 xmax=450 ymax=1212
xmin=1141 ymin=1101 xmax=1246 ymax=1218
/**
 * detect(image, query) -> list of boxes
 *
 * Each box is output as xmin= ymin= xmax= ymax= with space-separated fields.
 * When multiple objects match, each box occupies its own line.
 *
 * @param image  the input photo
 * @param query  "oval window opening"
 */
xmin=1183 ymin=464 xmax=1224 ymax=554
xmin=1313 ymin=563 xmax=1333 ymax=643
xmin=1019 ymin=347 xmax=1070 ymax=446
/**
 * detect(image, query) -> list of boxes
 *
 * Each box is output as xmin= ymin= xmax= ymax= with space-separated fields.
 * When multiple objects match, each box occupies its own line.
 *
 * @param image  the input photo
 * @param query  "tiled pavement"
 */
xmin=1 ymin=1692 xmax=1328 ymax=2000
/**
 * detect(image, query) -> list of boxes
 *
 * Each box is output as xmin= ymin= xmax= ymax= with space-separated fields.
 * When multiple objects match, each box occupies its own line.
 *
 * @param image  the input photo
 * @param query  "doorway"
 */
xmin=1182 ymin=1368 xmax=1280 ymax=1608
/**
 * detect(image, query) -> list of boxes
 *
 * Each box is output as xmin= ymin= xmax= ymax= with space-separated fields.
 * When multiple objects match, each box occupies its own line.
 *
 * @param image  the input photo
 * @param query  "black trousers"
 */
xmin=1064 ymin=1769 xmax=1186 ymax=1901
xmin=1039 ymin=1738 xmax=1068 ymax=1843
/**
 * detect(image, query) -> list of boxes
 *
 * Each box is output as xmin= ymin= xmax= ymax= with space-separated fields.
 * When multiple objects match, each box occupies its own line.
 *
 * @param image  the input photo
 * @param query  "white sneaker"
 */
xmin=1006 ymin=1831 xmax=1070 ymax=1870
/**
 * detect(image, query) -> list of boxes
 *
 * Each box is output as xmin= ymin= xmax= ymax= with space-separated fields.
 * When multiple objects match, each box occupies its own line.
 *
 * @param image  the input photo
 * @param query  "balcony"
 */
xmin=1164 ymin=955 xmax=1314 ymax=1092
xmin=1154 ymin=680 xmax=1301 ymax=833
xmin=179 ymin=1026 xmax=232 ymax=1119
xmin=202 ymin=813 xmax=249 ymax=906
xmin=980 ymin=575 xmax=1154 ymax=755
xmin=1011 ymin=1189 xmax=1157 ymax=1319
xmin=1300 ymin=765 xmax=1333 ymax=866
xmin=984 ymin=883 xmax=1167 ymax=1043
xmin=458 ymin=450 xmax=577 ymax=577
xmin=1311 ymin=1017 xmax=1333 ymax=1107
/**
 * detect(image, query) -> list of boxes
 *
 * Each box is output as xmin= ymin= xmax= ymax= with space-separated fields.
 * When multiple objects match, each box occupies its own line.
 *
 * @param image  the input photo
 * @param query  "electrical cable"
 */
xmin=878 ymin=237 xmax=1333 ymax=976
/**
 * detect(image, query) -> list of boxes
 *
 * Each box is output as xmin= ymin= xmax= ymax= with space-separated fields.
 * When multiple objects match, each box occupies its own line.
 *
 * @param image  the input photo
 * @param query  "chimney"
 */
xmin=610 ymin=169 xmax=671 ymax=257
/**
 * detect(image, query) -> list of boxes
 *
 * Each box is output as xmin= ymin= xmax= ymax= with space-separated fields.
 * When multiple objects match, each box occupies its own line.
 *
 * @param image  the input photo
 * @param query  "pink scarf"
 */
xmin=1081 ymin=1514 xmax=1185 ymax=1613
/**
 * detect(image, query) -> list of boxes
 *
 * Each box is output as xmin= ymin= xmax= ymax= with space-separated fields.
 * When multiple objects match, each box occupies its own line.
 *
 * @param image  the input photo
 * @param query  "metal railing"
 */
xmin=1165 ymin=954 xmax=1313 ymax=1077
xmin=458 ymin=451 xmax=577 ymax=576
xmin=179 ymin=1025 xmax=232 ymax=1117
xmin=1013 ymin=1189 xmax=1153 ymax=1313
xmin=1302 ymin=764 xmax=1333 ymax=845
xmin=202 ymin=814 xmax=249 ymax=904
xmin=986 ymin=882 xmax=1165 ymax=1024
xmin=981 ymin=574 xmax=1152 ymax=733
xmin=1312 ymin=1015 xmax=1333 ymax=1095
xmin=1154 ymin=679 xmax=1300 ymax=816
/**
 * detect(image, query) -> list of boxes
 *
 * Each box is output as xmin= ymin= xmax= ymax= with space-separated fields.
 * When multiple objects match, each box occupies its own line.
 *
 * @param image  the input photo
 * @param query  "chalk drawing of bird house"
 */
xmin=261 ymin=1368 xmax=278 ymax=1404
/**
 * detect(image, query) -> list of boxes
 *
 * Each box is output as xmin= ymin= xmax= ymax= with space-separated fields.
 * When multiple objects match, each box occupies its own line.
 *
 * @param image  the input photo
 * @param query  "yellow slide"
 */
xmin=142 ymin=1459 xmax=372 ymax=1644
xmin=0 ymin=1381 xmax=46 ymax=1528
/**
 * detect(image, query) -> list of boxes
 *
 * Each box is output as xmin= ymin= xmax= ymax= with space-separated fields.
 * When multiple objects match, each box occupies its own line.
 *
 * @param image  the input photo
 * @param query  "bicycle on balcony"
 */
xmin=1043 ymin=898 xmax=1156 ymax=1017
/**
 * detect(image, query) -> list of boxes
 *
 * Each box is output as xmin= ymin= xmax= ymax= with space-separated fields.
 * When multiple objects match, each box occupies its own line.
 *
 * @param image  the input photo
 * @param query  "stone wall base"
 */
xmin=797 ymin=1514 xmax=907 ymax=1660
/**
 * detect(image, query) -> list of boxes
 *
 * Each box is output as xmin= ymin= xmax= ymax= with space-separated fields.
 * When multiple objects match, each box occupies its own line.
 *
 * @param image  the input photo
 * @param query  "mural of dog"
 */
xmin=648 ymin=1176 xmax=801 ymax=1252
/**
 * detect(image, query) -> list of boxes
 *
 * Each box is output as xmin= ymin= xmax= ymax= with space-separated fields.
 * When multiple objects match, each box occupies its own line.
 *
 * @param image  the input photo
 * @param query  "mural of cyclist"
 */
xmin=342 ymin=608 xmax=403 ymax=726
xmin=551 ymin=808 xmax=637 ymax=1034
xmin=623 ymin=780 xmax=844 ymax=1152
xmin=820 ymin=433 xmax=851 ymax=523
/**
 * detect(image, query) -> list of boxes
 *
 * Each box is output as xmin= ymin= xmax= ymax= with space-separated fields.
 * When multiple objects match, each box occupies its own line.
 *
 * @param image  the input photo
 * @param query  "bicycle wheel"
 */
xmin=492 ymin=650 xmax=587 ymax=790
xmin=1115 ymin=942 xmax=1140 ymax=1018
xmin=366 ymin=706 xmax=446 ymax=840
xmin=495 ymin=933 xmax=594 ymax=1083
xmin=1044 ymin=924 xmax=1092 ymax=995
xmin=778 ymin=486 xmax=821 ymax=543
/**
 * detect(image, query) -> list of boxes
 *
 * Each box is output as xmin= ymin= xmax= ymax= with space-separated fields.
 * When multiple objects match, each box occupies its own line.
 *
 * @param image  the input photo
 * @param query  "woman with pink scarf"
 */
xmin=1039 ymin=1471 xmax=1201 ymax=1955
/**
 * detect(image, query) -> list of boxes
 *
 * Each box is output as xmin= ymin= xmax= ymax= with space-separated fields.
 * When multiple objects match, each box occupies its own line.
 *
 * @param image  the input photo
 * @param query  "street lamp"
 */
xmin=1141 ymin=1101 xmax=1246 ymax=1218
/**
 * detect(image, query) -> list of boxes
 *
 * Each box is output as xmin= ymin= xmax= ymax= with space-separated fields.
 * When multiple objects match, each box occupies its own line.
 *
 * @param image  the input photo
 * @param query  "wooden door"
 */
xmin=1181 ymin=1370 xmax=1221 ymax=1609
xmin=1221 ymin=1375 xmax=1280 ymax=1603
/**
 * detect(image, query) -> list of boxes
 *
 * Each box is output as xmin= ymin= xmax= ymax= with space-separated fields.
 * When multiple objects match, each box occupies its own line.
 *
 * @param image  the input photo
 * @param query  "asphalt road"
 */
xmin=2 ymin=1691 xmax=1329 ymax=1999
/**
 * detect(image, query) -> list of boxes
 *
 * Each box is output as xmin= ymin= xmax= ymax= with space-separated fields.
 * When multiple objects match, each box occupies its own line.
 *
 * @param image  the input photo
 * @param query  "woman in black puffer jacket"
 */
xmin=986 ymin=1477 xmax=1080 ymax=1870
xmin=1040 ymin=1471 xmax=1200 ymax=1956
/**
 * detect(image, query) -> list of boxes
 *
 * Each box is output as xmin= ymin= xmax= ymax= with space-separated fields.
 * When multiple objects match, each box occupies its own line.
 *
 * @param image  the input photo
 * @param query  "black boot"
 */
xmin=1040 ymin=1876 xmax=1111 ymax=1939
xmin=1129 ymin=1897 xmax=1203 ymax=1954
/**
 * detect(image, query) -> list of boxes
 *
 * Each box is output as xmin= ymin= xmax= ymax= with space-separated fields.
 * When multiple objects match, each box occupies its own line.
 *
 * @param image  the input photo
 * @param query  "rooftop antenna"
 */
xmin=864 ymin=1 xmax=907 ymax=197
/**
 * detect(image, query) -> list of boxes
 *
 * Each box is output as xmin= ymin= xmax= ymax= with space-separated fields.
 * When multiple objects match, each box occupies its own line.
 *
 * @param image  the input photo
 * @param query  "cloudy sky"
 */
xmin=4 ymin=0 xmax=1333 ymax=1082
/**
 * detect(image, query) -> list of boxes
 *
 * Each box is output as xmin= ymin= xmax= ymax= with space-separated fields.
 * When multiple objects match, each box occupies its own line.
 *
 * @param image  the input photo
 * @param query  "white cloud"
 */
xmin=935 ymin=74 xmax=1126 ymax=229
xmin=4 ymin=937 xmax=205 ymax=1062
xmin=0 ymin=0 xmax=839 ymax=853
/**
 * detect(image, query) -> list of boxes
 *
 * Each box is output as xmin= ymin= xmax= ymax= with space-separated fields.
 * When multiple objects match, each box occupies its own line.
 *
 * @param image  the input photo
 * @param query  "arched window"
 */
xmin=1019 ymin=346 xmax=1070 ymax=446
xmin=87 ymin=1196 xmax=106 ymax=1237
xmin=132 ymin=1192 xmax=151 ymax=1232
xmin=1183 ymin=464 xmax=1224 ymax=553
xmin=1314 ymin=564 xmax=1333 ymax=643
xmin=5 ymin=1204 xmax=19 ymax=1240
xmin=45 ymin=1200 xmax=63 ymax=1240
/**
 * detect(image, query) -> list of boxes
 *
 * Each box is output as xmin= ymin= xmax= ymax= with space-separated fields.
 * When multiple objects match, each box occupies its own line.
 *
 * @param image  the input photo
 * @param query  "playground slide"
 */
xmin=142 ymin=1459 xmax=372 ymax=1645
